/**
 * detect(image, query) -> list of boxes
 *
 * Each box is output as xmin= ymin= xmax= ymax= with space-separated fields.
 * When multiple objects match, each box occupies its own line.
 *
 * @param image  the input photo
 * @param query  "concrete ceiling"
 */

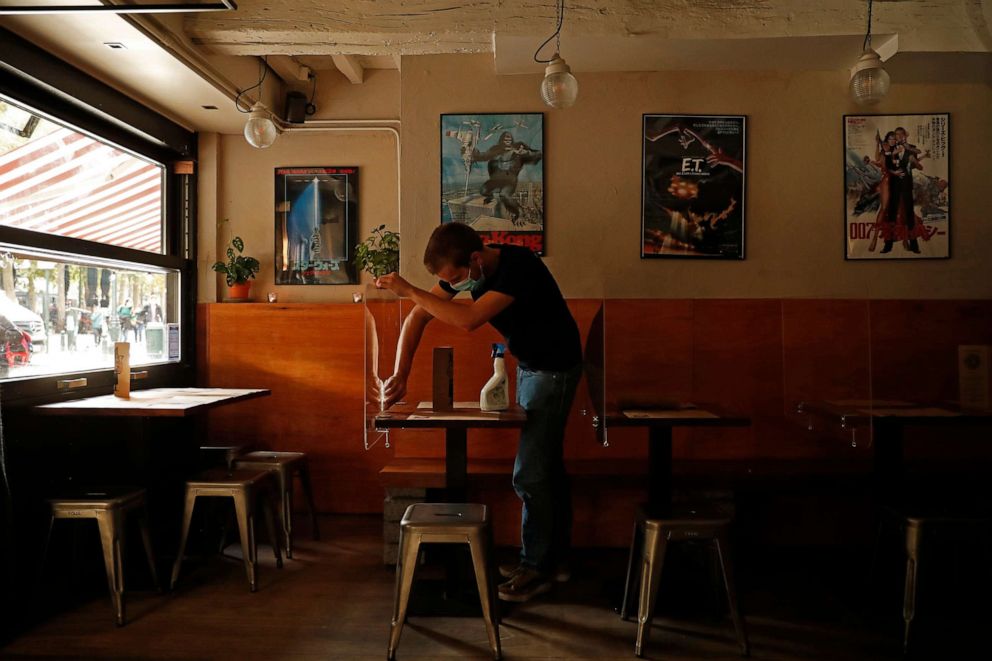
xmin=1 ymin=0 xmax=989 ymax=133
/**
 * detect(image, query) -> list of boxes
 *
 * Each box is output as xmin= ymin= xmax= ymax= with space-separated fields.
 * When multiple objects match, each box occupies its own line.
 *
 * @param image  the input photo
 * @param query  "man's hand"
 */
xmin=382 ymin=373 xmax=407 ymax=407
xmin=375 ymin=272 xmax=414 ymax=297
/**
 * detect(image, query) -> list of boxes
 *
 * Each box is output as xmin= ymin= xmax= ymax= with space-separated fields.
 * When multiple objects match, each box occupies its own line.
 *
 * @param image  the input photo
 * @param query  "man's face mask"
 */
xmin=450 ymin=258 xmax=485 ymax=292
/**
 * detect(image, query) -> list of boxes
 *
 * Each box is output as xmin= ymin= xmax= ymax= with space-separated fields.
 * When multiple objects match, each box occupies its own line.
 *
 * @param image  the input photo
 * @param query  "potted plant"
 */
xmin=212 ymin=236 xmax=260 ymax=300
xmin=354 ymin=224 xmax=400 ymax=279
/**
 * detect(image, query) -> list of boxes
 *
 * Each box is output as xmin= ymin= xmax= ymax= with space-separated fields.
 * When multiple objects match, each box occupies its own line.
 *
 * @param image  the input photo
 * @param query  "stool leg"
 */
xmin=635 ymin=526 xmax=667 ymax=658
xmin=261 ymin=490 xmax=284 ymax=569
xmin=469 ymin=530 xmax=502 ymax=660
xmin=38 ymin=513 xmax=56 ymax=581
xmin=170 ymin=488 xmax=197 ymax=591
xmin=299 ymin=462 xmax=319 ymax=541
xmin=95 ymin=510 xmax=125 ymax=626
xmin=903 ymin=520 xmax=922 ymax=654
xmin=136 ymin=507 xmax=160 ymax=592
xmin=233 ymin=490 xmax=258 ymax=592
xmin=715 ymin=530 xmax=749 ymax=657
xmin=621 ymin=519 xmax=643 ymax=621
xmin=277 ymin=468 xmax=293 ymax=559
xmin=388 ymin=530 xmax=421 ymax=661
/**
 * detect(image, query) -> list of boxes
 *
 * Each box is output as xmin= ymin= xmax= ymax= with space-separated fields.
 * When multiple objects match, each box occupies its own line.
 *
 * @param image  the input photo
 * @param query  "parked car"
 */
xmin=0 ymin=297 xmax=45 ymax=347
xmin=0 ymin=314 xmax=32 ymax=366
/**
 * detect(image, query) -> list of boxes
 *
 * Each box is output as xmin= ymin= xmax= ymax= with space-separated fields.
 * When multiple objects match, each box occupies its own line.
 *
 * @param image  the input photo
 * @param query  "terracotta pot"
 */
xmin=227 ymin=282 xmax=251 ymax=300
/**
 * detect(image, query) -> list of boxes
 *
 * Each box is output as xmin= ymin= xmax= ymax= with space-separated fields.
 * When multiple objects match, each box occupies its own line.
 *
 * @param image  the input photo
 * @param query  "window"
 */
xmin=0 ymin=40 xmax=195 ymax=394
xmin=0 ymin=98 xmax=166 ymax=253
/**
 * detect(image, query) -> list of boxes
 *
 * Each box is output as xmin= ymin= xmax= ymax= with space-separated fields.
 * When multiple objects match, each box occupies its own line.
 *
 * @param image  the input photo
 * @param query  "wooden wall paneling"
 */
xmin=689 ymin=299 xmax=784 ymax=459
xmin=782 ymin=299 xmax=872 ymax=405
xmin=781 ymin=299 xmax=873 ymax=457
xmin=603 ymin=299 xmax=695 ymax=410
xmin=869 ymin=300 xmax=992 ymax=403
xmin=200 ymin=303 xmax=382 ymax=512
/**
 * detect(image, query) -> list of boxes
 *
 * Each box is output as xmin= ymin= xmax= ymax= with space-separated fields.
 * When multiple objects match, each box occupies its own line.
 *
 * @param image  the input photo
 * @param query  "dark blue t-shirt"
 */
xmin=440 ymin=244 xmax=581 ymax=371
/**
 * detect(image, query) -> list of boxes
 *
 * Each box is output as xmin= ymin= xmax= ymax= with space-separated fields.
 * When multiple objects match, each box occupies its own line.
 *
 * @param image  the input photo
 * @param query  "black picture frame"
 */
xmin=274 ymin=166 xmax=359 ymax=284
xmin=641 ymin=114 xmax=746 ymax=259
xmin=843 ymin=113 xmax=950 ymax=260
xmin=440 ymin=112 xmax=545 ymax=254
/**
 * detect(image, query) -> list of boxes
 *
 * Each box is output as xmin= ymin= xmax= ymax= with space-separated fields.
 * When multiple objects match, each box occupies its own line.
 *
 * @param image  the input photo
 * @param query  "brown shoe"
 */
xmin=498 ymin=566 xmax=552 ymax=602
xmin=500 ymin=561 xmax=570 ymax=582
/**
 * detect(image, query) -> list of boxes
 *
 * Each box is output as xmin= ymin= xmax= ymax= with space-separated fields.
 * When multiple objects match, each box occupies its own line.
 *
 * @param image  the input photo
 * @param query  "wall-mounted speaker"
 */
xmin=285 ymin=92 xmax=307 ymax=124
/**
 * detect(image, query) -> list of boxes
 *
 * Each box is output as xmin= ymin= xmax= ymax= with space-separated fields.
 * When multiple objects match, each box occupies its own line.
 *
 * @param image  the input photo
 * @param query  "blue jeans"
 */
xmin=513 ymin=364 xmax=581 ymax=572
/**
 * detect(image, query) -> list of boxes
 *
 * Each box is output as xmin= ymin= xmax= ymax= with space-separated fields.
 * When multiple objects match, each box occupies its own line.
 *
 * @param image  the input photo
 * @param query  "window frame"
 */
xmin=0 ymin=26 xmax=197 ymax=406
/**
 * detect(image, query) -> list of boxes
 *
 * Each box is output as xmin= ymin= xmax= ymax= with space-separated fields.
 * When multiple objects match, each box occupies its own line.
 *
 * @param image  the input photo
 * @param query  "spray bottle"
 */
xmin=480 ymin=343 xmax=509 ymax=411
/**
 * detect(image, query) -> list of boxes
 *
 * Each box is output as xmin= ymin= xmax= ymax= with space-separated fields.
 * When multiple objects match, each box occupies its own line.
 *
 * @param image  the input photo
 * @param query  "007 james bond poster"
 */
xmin=642 ymin=114 xmax=745 ymax=259
xmin=844 ymin=114 xmax=949 ymax=260
xmin=274 ymin=167 xmax=359 ymax=284
xmin=441 ymin=113 xmax=545 ymax=254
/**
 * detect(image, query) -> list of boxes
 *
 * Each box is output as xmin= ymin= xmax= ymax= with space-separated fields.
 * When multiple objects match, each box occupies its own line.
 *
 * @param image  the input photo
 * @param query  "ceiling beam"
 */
xmin=267 ymin=55 xmax=312 ymax=83
xmin=331 ymin=54 xmax=364 ymax=84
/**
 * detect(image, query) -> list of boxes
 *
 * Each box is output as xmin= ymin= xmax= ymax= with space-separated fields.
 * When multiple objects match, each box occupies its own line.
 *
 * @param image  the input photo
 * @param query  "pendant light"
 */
xmin=236 ymin=57 xmax=278 ymax=149
xmin=850 ymin=0 xmax=890 ymax=106
xmin=535 ymin=0 xmax=578 ymax=109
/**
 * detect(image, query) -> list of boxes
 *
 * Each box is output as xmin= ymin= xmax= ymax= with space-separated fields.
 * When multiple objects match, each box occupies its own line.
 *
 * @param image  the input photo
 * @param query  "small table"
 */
xmin=796 ymin=400 xmax=992 ymax=503
xmin=605 ymin=406 xmax=751 ymax=515
xmin=34 ymin=387 xmax=270 ymax=417
xmin=374 ymin=401 xmax=527 ymax=501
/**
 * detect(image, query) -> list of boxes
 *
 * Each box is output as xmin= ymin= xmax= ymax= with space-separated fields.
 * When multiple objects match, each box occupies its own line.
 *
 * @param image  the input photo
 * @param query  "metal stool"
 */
xmin=199 ymin=444 xmax=252 ymax=470
xmin=170 ymin=468 xmax=283 ymax=593
xmin=42 ymin=487 xmax=159 ymax=626
xmin=882 ymin=509 xmax=992 ymax=653
xmin=233 ymin=450 xmax=319 ymax=558
xmin=621 ymin=505 xmax=749 ymax=658
xmin=388 ymin=503 xmax=501 ymax=661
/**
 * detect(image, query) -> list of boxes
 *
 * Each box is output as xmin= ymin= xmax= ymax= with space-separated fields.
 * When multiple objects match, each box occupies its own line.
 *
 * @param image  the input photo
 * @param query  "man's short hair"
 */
xmin=423 ymin=223 xmax=484 ymax=273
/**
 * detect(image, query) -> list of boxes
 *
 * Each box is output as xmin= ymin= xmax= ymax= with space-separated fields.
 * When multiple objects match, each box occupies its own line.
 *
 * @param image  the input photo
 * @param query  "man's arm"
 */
xmin=376 ymin=273 xmax=514 ymax=332
xmin=381 ymin=282 xmax=451 ymax=406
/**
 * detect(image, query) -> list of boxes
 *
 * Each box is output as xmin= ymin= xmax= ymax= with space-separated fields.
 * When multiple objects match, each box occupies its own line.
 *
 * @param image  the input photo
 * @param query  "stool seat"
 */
xmin=401 ymin=503 xmax=488 ymax=531
xmin=48 ymin=487 xmax=148 ymax=512
xmin=233 ymin=450 xmax=319 ymax=558
xmin=388 ymin=503 xmax=500 ymax=661
xmin=43 ymin=487 xmax=158 ymax=627
xmin=235 ymin=450 xmax=305 ymax=467
xmin=171 ymin=469 xmax=283 ymax=593
xmin=624 ymin=504 xmax=749 ymax=658
xmin=187 ymin=468 xmax=272 ymax=489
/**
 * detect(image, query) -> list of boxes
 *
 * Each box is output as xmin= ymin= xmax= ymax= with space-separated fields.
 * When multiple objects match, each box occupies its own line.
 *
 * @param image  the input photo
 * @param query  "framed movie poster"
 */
xmin=274 ymin=166 xmax=359 ymax=284
xmin=642 ymin=114 xmax=746 ymax=259
xmin=844 ymin=113 xmax=949 ymax=260
xmin=441 ymin=113 xmax=545 ymax=254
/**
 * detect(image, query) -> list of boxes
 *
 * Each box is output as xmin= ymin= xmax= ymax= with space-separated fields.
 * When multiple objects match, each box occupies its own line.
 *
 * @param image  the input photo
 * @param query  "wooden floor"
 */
xmin=1 ymin=514 xmax=985 ymax=660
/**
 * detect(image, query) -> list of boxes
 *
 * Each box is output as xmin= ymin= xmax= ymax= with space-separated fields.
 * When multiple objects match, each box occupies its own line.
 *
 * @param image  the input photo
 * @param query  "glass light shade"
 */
xmin=541 ymin=56 xmax=578 ymax=109
xmin=244 ymin=103 xmax=278 ymax=148
xmin=849 ymin=49 xmax=890 ymax=106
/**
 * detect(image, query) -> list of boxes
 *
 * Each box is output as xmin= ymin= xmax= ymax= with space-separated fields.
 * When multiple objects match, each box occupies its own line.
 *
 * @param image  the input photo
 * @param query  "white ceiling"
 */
xmin=1 ymin=0 xmax=989 ymax=133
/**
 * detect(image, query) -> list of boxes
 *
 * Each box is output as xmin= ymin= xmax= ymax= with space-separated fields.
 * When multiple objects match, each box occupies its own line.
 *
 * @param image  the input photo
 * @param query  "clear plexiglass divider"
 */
xmin=785 ymin=300 xmax=874 ymax=450
xmin=583 ymin=299 xmax=607 ymax=446
xmin=363 ymin=283 xmax=402 ymax=450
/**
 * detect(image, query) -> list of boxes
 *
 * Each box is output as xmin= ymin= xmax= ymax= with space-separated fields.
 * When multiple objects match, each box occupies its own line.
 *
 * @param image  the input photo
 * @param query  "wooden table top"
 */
xmin=604 ymin=404 xmax=750 ymax=428
xmin=796 ymin=400 xmax=992 ymax=428
xmin=33 ymin=387 xmax=271 ymax=417
xmin=373 ymin=401 xmax=527 ymax=430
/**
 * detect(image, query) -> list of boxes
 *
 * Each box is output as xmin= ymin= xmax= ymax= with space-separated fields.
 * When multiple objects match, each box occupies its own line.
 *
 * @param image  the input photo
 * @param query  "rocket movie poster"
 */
xmin=844 ymin=114 xmax=950 ymax=260
xmin=274 ymin=167 xmax=359 ymax=284
xmin=441 ymin=113 xmax=545 ymax=255
xmin=642 ymin=114 xmax=746 ymax=259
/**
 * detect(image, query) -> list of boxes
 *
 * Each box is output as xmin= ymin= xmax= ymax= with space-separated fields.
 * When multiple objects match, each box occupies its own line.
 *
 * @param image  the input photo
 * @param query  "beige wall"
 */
xmin=197 ymin=70 xmax=400 ymax=303
xmin=400 ymin=55 xmax=992 ymax=299
xmin=199 ymin=55 xmax=992 ymax=302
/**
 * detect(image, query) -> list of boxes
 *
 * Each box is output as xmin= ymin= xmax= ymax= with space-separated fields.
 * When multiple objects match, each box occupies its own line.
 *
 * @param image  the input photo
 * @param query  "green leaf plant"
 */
xmin=354 ymin=225 xmax=400 ymax=279
xmin=212 ymin=236 xmax=260 ymax=287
